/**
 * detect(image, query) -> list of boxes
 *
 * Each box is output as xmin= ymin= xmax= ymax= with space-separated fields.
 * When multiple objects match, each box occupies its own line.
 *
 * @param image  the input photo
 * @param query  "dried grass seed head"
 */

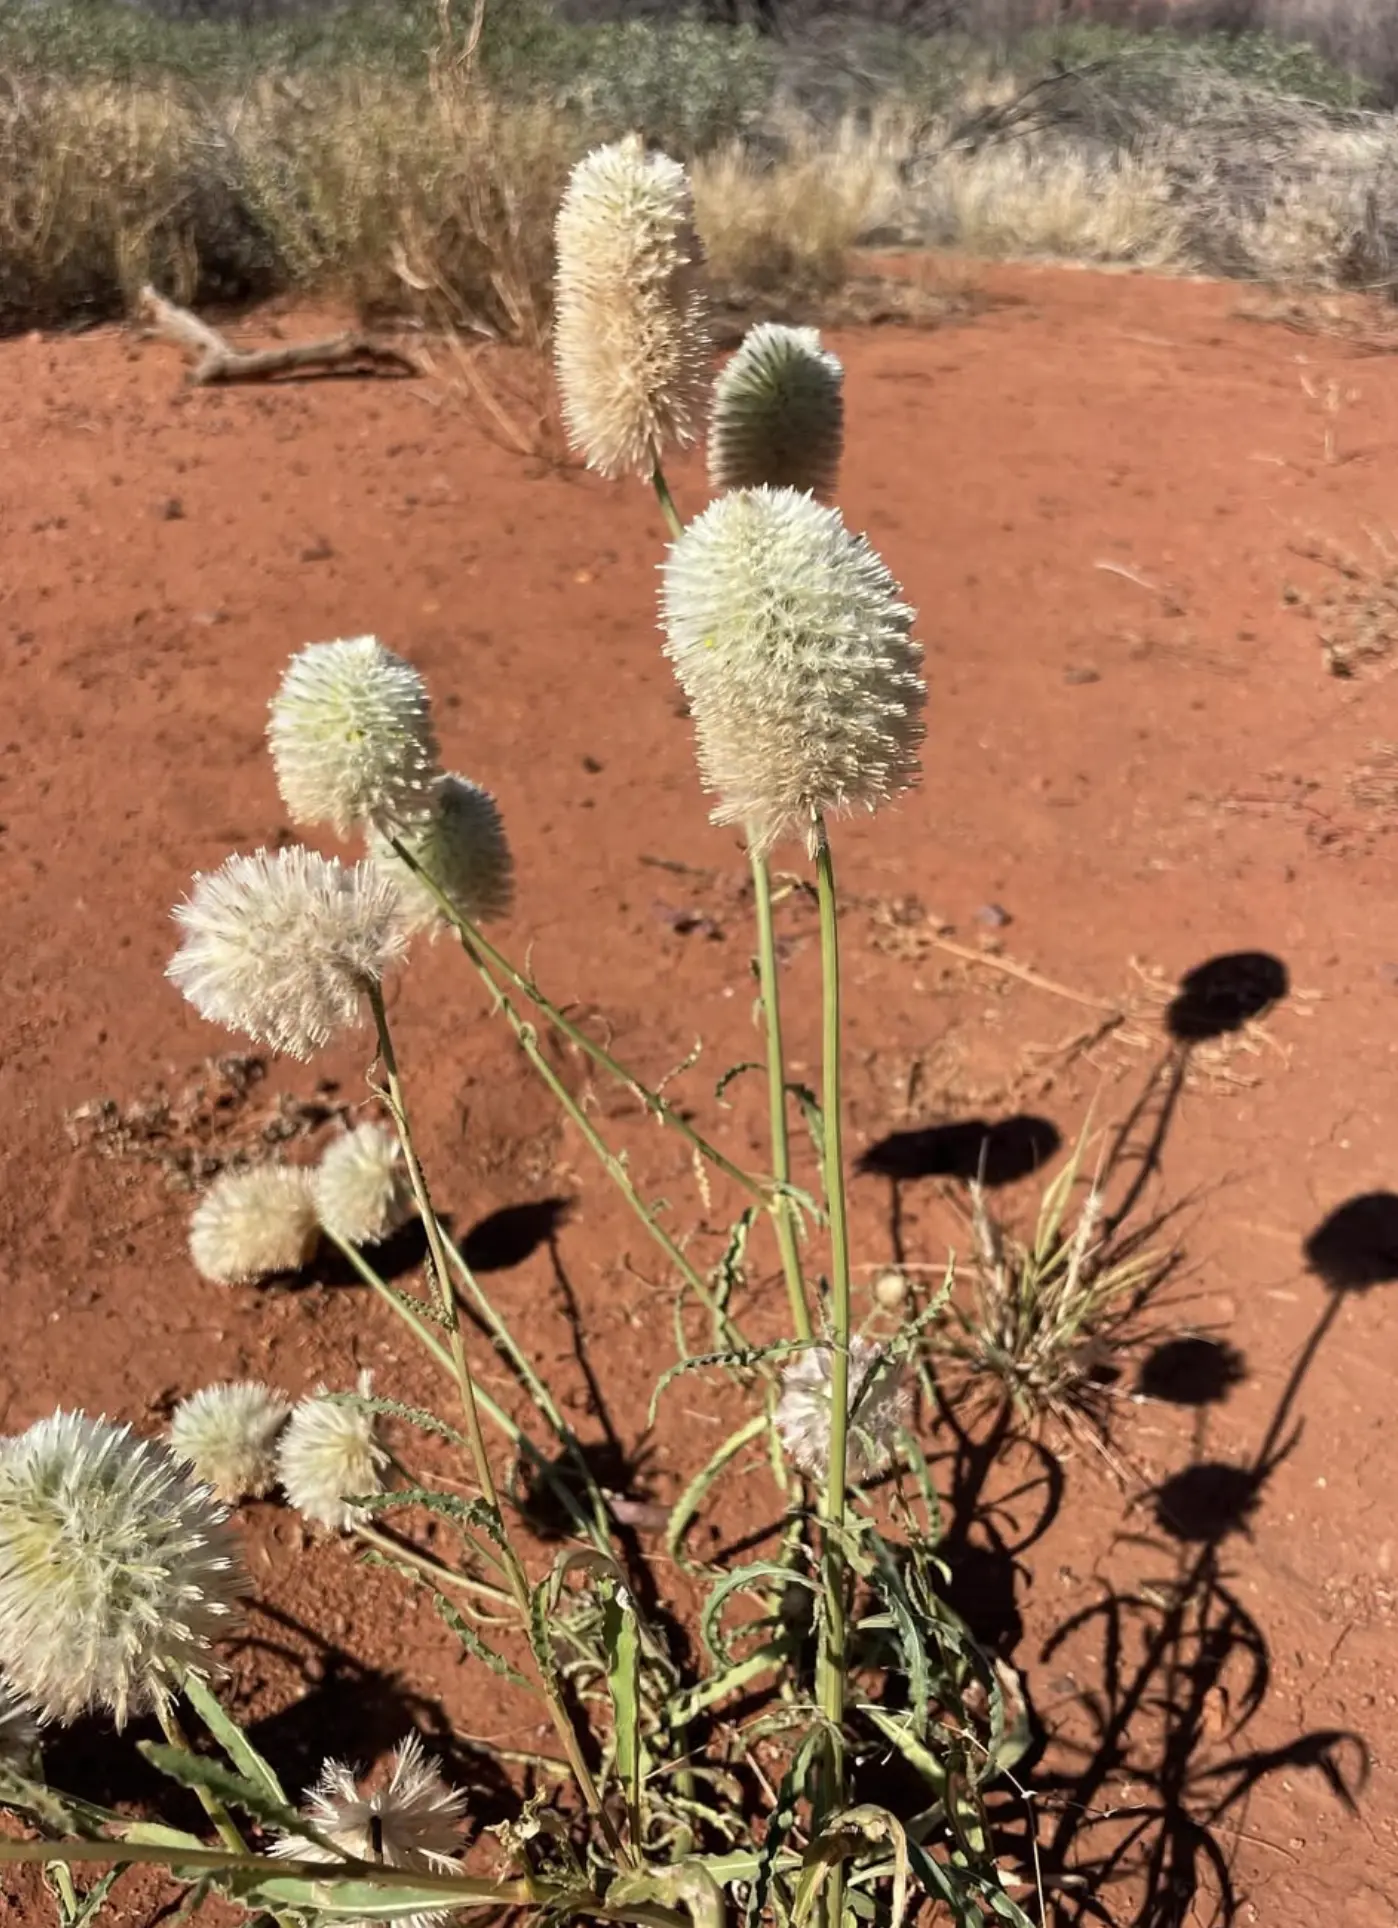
xmin=312 ymin=1120 xmax=413 ymax=1247
xmin=554 ymin=134 xmax=712 ymax=479
xmin=370 ymin=774 xmax=515 ymax=937
xmin=774 ymin=1336 xmax=909 ymax=1484
xmin=0 ymin=1412 xmax=247 ymax=1726
xmin=709 ymin=323 xmax=844 ymax=499
xmin=277 ymin=1374 xmax=387 ymax=1532
xmin=168 ymin=845 xmax=408 ymax=1059
xmin=188 ymin=1164 xmax=320 ymax=1285
xmin=267 ymin=637 xmax=440 ymax=835
xmin=661 ymin=487 xmax=925 ymax=855
xmin=168 ymin=1382 xmax=293 ymax=1502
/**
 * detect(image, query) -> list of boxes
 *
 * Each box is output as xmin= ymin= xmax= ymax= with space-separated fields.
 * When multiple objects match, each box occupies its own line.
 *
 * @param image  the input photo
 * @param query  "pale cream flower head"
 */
xmin=188 ymin=1164 xmax=320 ymax=1285
xmin=267 ymin=637 xmax=441 ymax=835
xmin=660 ymin=486 xmax=925 ymax=856
xmin=0 ymin=1412 xmax=248 ymax=1726
xmin=370 ymin=774 xmax=514 ymax=938
xmin=774 ymin=1337 xmax=909 ymax=1485
xmin=167 ymin=846 xmax=408 ymax=1060
xmin=708 ymin=323 xmax=844 ymax=499
xmin=554 ymin=134 xmax=712 ymax=479
xmin=277 ymin=1373 xmax=387 ymax=1533
xmin=312 ymin=1121 xmax=413 ymax=1248
xmin=168 ymin=1382 xmax=292 ymax=1502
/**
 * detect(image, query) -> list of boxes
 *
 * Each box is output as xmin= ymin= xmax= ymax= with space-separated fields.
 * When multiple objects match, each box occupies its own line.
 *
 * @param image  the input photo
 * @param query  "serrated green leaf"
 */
xmin=137 ymin=1743 xmax=303 ymax=1835
xmin=715 ymin=1061 xmax=762 ymax=1105
xmin=649 ymin=1340 xmax=805 ymax=1428
xmin=433 ymin=1592 xmax=533 ymax=1693
xmin=323 ymin=1390 xmax=469 ymax=1451
xmin=745 ymin=1731 xmax=818 ymax=1928
xmin=602 ymin=1582 xmax=643 ymax=1839
xmin=351 ymin=1487 xmax=507 ymax=1549
xmin=701 ymin=1562 xmax=817 ymax=1668
xmin=182 ymin=1672 xmax=287 ymax=1807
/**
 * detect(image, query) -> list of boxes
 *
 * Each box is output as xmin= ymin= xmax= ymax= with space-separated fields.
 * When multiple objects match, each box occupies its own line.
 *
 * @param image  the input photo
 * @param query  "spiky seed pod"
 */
xmin=188 ymin=1165 xmax=320 ymax=1286
xmin=277 ymin=1375 xmax=387 ymax=1533
xmin=273 ymin=1733 xmax=467 ymax=1928
xmin=370 ymin=774 xmax=514 ymax=938
xmin=168 ymin=1383 xmax=293 ymax=1503
xmin=660 ymin=487 xmax=925 ymax=856
xmin=267 ymin=637 xmax=440 ymax=835
xmin=0 ymin=1412 xmax=247 ymax=1726
xmin=312 ymin=1122 xmax=413 ymax=1248
xmin=708 ymin=324 xmax=845 ymax=499
xmin=0 ymin=1680 xmax=40 ymax=1770
xmin=167 ymin=846 xmax=408 ymax=1060
xmin=774 ymin=1337 xmax=909 ymax=1485
xmin=554 ymin=134 xmax=712 ymax=479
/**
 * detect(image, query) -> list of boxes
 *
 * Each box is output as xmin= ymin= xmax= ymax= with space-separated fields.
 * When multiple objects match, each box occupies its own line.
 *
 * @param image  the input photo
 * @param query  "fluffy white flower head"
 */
xmin=188 ymin=1164 xmax=319 ymax=1285
xmin=268 ymin=637 xmax=440 ymax=835
xmin=274 ymin=1732 xmax=467 ymax=1928
xmin=168 ymin=846 xmax=408 ymax=1059
xmin=277 ymin=1374 xmax=387 ymax=1532
xmin=312 ymin=1121 xmax=413 ymax=1248
xmin=168 ymin=1383 xmax=292 ymax=1502
xmin=370 ymin=774 xmax=514 ymax=938
xmin=774 ymin=1337 xmax=908 ymax=1485
xmin=0 ymin=1412 xmax=247 ymax=1725
xmin=554 ymin=134 xmax=712 ymax=479
xmin=709 ymin=324 xmax=845 ymax=499
xmin=661 ymin=487 xmax=925 ymax=855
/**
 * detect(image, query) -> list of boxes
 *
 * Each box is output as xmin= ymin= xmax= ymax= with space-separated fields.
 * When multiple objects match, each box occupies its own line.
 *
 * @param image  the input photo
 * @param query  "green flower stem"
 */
xmin=157 ymin=1701 xmax=247 ymax=1858
xmin=751 ymin=846 xmax=812 ymax=1344
xmin=366 ymin=986 xmax=629 ymax=1865
xmin=650 ymin=455 xmax=684 ymax=541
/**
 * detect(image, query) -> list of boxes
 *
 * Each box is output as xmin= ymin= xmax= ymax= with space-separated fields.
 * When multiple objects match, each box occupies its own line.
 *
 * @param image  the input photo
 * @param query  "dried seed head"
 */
xmin=168 ymin=1383 xmax=292 ymax=1502
xmin=660 ymin=487 xmax=925 ymax=855
xmin=188 ymin=1165 xmax=320 ymax=1285
xmin=709 ymin=324 xmax=844 ymax=499
xmin=774 ymin=1337 xmax=908 ymax=1485
xmin=0 ymin=1413 xmax=247 ymax=1725
xmin=267 ymin=637 xmax=440 ymax=835
xmin=370 ymin=774 xmax=514 ymax=938
xmin=277 ymin=1374 xmax=387 ymax=1533
xmin=312 ymin=1121 xmax=413 ymax=1248
xmin=872 ymin=1269 xmax=909 ymax=1313
xmin=554 ymin=135 xmax=712 ymax=479
xmin=274 ymin=1733 xmax=467 ymax=1928
xmin=168 ymin=846 xmax=408 ymax=1060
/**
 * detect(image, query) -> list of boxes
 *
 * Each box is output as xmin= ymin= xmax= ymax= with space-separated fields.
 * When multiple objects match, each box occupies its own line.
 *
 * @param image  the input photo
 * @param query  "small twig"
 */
xmin=136 ymin=286 xmax=419 ymax=386
xmin=925 ymin=934 xmax=1123 ymax=1015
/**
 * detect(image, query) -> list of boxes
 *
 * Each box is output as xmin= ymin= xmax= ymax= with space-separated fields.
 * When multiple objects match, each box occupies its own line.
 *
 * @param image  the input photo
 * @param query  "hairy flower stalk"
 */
xmin=312 ymin=1121 xmax=413 ymax=1247
xmin=168 ymin=1383 xmax=292 ymax=1502
xmin=709 ymin=323 xmax=845 ymax=499
xmin=188 ymin=1164 xmax=320 ymax=1285
xmin=167 ymin=845 xmax=408 ymax=1059
xmin=0 ymin=1413 xmax=247 ymax=1725
xmin=371 ymin=774 xmax=514 ymax=937
xmin=267 ymin=636 xmax=440 ymax=834
xmin=774 ymin=1337 xmax=908 ymax=1484
xmin=554 ymin=135 xmax=712 ymax=480
xmin=660 ymin=487 xmax=926 ymax=855
xmin=277 ymin=1375 xmax=387 ymax=1532
xmin=274 ymin=1733 xmax=467 ymax=1928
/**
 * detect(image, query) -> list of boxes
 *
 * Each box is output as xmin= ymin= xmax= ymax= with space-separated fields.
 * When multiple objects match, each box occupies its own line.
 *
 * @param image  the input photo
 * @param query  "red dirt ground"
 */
xmin=4 ymin=262 xmax=1398 ymax=1925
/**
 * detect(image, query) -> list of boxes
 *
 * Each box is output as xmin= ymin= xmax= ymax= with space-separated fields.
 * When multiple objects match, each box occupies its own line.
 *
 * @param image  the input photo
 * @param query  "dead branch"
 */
xmin=136 ymin=286 xmax=420 ymax=386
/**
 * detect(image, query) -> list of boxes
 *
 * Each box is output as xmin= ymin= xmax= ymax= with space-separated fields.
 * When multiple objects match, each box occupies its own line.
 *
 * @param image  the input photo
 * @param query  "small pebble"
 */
xmin=1064 ymin=665 xmax=1101 ymax=686
xmin=976 ymin=902 xmax=1011 ymax=929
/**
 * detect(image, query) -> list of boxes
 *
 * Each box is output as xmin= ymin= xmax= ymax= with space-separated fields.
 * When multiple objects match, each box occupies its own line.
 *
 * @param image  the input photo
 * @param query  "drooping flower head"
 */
xmin=312 ymin=1121 xmax=413 ymax=1248
xmin=168 ymin=1383 xmax=292 ymax=1502
xmin=554 ymin=134 xmax=712 ymax=479
xmin=273 ymin=1732 xmax=467 ymax=1928
xmin=188 ymin=1165 xmax=320 ymax=1285
xmin=277 ymin=1374 xmax=387 ymax=1533
xmin=774 ymin=1337 xmax=908 ymax=1485
xmin=167 ymin=846 xmax=408 ymax=1059
xmin=709 ymin=323 xmax=844 ymax=499
xmin=660 ymin=487 xmax=925 ymax=855
xmin=370 ymin=774 xmax=514 ymax=938
xmin=267 ymin=637 xmax=440 ymax=835
xmin=0 ymin=1413 xmax=247 ymax=1725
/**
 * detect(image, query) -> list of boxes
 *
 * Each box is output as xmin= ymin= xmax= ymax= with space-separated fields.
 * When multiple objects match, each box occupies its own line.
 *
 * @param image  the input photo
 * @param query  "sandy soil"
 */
xmin=3 ymin=262 xmax=1398 ymax=1925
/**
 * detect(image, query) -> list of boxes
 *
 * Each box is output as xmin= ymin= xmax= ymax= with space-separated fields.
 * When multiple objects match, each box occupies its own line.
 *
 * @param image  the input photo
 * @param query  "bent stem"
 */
xmin=751 ymin=845 xmax=812 ymax=1344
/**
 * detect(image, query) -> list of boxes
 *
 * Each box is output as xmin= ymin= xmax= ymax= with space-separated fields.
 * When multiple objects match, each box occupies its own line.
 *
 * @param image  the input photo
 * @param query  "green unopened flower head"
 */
xmin=660 ymin=487 xmax=926 ymax=855
xmin=709 ymin=324 xmax=844 ymax=499
xmin=277 ymin=1374 xmax=387 ymax=1533
xmin=168 ymin=1383 xmax=292 ymax=1503
xmin=554 ymin=134 xmax=712 ymax=479
xmin=0 ymin=1412 xmax=247 ymax=1725
xmin=312 ymin=1121 xmax=413 ymax=1248
xmin=188 ymin=1164 xmax=320 ymax=1285
xmin=267 ymin=637 xmax=440 ymax=835
xmin=168 ymin=846 xmax=408 ymax=1060
xmin=370 ymin=774 xmax=514 ymax=938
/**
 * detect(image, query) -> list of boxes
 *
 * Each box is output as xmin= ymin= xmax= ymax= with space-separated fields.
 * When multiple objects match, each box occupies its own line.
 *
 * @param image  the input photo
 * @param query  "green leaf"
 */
xmin=649 ymin=1339 xmax=805 ymax=1427
xmin=0 ymin=1763 xmax=118 ymax=1837
xmin=182 ymin=1672 xmax=288 ymax=1807
xmin=43 ymin=1864 xmax=121 ymax=1928
xmin=713 ymin=1206 xmax=758 ymax=1316
xmin=602 ymin=1581 xmax=643 ymax=1835
xmin=793 ymin=1806 xmax=909 ymax=1928
xmin=352 ymin=1487 xmax=508 ymax=1549
xmin=137 ymin=1743 xmax=303 ymax=1835
xmin=715 ymin=1061 xmax=762 ymax=1105
xmin=745 ymin=1731 xmax=818 ymax=1928
xmin=323 ymin=1390 xmax=470 ymax=1451
xmin=701 ymin=1562 xmax=817 ymax=1669
xmin=665 ymin=1412 xmax=768 ymax=1572
xmin=609 ymin=1861 xmax=725 ymax=1928
xmin=433 ymin=1592 xmax=533 ymax=1693
xmin=120 ymin=1823 xmax=209 ymax=1852
xmin=786 ymin=1081 xmax=824 ymax=1166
